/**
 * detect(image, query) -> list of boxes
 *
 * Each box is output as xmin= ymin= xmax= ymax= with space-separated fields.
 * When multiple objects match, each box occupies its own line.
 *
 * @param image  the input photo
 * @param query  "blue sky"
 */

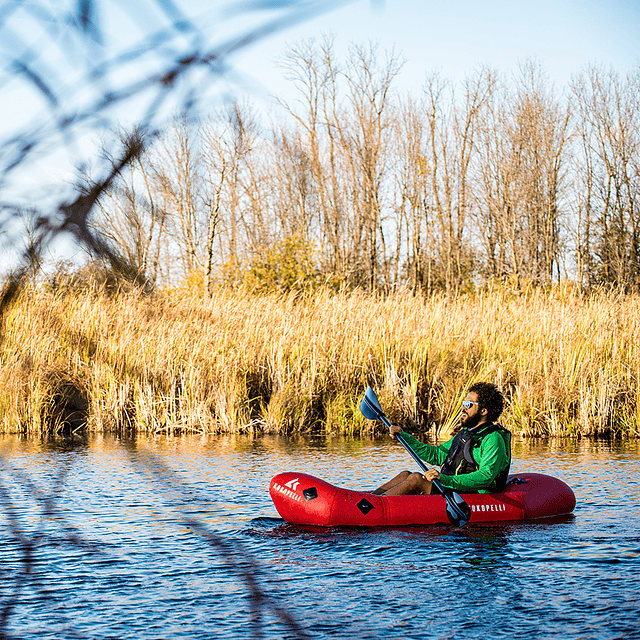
xmin=4 ymin=0 xmax=639 ymax=167
xmin=228 ymin=0 xmax=640 ymax=104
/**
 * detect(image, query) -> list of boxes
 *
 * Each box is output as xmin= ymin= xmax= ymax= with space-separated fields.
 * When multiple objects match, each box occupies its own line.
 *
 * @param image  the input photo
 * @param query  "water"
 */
xmin=1 ymin=433 xmax=639 ymax=639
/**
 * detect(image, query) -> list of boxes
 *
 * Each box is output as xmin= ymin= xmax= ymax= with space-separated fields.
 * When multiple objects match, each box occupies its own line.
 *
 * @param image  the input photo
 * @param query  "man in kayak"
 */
xmin=372 ymin=382 xmax=510 ymax=496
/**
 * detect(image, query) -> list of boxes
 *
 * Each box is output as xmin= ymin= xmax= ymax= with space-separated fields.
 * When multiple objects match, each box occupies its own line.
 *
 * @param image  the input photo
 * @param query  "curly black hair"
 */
xmin=468 ymin=382 xmax=505 ymax=422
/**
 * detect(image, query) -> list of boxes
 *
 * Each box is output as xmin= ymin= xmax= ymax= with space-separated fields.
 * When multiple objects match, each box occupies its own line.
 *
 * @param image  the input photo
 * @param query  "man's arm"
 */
xmin=398 ymin=430 xmax=451 ymax=467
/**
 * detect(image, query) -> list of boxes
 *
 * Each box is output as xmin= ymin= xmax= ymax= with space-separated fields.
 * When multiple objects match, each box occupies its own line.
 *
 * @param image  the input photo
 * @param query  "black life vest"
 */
xmin=440 ymin=422 xmax=511 ymax=492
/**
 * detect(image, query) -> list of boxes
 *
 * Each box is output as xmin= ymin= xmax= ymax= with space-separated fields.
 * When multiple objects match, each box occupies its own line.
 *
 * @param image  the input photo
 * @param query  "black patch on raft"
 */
xmin=303 ymin=487 xmax=318 ymax=502
xmin=357 ymin=498 xmax=374 ymax=515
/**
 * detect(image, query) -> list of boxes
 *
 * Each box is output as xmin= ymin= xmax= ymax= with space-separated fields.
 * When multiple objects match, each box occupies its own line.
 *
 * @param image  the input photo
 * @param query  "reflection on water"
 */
xmin=1 ymin=432 xmax=640 ymax=639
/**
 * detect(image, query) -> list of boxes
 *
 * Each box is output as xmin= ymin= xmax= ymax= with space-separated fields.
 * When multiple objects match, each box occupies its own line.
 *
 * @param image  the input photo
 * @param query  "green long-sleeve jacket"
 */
xmin=399 ymin=426 xmax=510 ymax=494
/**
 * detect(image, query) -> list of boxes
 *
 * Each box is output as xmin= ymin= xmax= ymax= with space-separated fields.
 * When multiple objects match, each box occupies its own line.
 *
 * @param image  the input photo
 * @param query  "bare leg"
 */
xmin=371 ymin=470 xmax=412 ymax=495
xmin=382 ymin=471 xmax=433 ymax=496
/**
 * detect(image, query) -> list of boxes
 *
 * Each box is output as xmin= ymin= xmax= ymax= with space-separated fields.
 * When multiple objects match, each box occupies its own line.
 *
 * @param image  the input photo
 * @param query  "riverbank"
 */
xmin=1 ymin=285 xmax=639 ymax=436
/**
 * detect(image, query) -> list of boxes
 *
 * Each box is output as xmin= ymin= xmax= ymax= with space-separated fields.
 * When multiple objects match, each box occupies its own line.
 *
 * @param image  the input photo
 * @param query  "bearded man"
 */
xmin=372 ymin=382 xmax=511 ymax=496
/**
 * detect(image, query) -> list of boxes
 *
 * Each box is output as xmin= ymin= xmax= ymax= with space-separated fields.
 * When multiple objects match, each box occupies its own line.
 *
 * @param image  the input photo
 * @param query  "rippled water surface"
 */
xmin=1 ymin=433 xmax=639 ymax=639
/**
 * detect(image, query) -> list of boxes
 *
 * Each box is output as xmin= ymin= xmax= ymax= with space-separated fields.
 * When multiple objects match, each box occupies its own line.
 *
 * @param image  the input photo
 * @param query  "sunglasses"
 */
xmin=461 ymin=400 xmax=479 ymax=409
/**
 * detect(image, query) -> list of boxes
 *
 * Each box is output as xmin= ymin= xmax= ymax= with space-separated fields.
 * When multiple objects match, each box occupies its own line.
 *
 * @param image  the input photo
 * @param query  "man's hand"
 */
xmin=388 ymin=425 xmax=402 ymax=437
xmin=423 ymin=469 xmax=440 ymax=482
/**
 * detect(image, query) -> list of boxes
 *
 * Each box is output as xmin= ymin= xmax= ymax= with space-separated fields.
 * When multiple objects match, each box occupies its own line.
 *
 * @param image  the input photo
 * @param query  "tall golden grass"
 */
xmin=1 ymin=284 xmax=639 ymax=437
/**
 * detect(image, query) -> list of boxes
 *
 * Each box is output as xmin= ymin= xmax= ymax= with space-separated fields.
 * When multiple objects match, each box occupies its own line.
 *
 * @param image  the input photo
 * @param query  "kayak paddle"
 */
xmin=360 ymin=386 xmax=471 ymax=527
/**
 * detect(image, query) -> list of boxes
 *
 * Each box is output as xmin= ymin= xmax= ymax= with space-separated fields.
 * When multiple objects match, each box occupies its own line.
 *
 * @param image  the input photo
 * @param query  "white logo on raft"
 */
xmin=284 ymin=478 xmax=300 ymax=490
xmin=471 ymin=503 xmax=507 ymax=512
xmin=274 ymin=482 xmax=301 ymax=502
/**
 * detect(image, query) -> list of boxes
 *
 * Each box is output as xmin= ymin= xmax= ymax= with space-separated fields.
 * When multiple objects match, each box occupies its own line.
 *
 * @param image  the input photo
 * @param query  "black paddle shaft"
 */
xmin=360 ymin=386 xmax=471 ymax=527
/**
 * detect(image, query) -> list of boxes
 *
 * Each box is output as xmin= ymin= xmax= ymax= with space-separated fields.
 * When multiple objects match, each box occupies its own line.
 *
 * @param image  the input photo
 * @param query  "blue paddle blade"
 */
xmin=360 ymin=398 xmax=378 ymax=420
xmin=365 ymin=386 xmax=382 ymax=410
xmin=445 ymin=492 xmax=471 ymax=527
xmin=360 ymin=386 xmax=382 ymax=421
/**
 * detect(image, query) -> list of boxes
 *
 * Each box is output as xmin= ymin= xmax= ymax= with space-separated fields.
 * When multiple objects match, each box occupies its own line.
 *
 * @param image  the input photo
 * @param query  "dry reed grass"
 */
xmin=1 ymin=284 xmax=639 ymax=437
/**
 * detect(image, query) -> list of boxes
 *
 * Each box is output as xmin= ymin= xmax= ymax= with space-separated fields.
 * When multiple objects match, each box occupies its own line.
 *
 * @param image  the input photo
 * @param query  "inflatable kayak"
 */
xmin=270 ymin=472 xmax=576 ymax=527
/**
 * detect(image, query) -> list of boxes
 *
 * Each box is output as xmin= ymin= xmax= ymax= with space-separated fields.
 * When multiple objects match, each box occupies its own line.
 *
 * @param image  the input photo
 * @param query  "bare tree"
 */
xmin=276 ymin=38 xmax=401 ymax=290
xmin=391 ymin=95 xmax=433 ymax=291
xmin=201 ymin=129 xmax=229 ymax=297
xmin=151 ymin=118 xmax=205 ymax=281
xmin=275 ymin=36 xmax=348 ymax=284
xmin=571 ymin=65 xmax=640 ymax=290
xmin=339 ymin=42 xmax=403 ymax=290
xmin=93 ymin=130 xmax=168 ymax=287
xmin=422 ymin=67 xmax=495 ymax=292
xmin=475 ymin=61 xmax=569 ymax=286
